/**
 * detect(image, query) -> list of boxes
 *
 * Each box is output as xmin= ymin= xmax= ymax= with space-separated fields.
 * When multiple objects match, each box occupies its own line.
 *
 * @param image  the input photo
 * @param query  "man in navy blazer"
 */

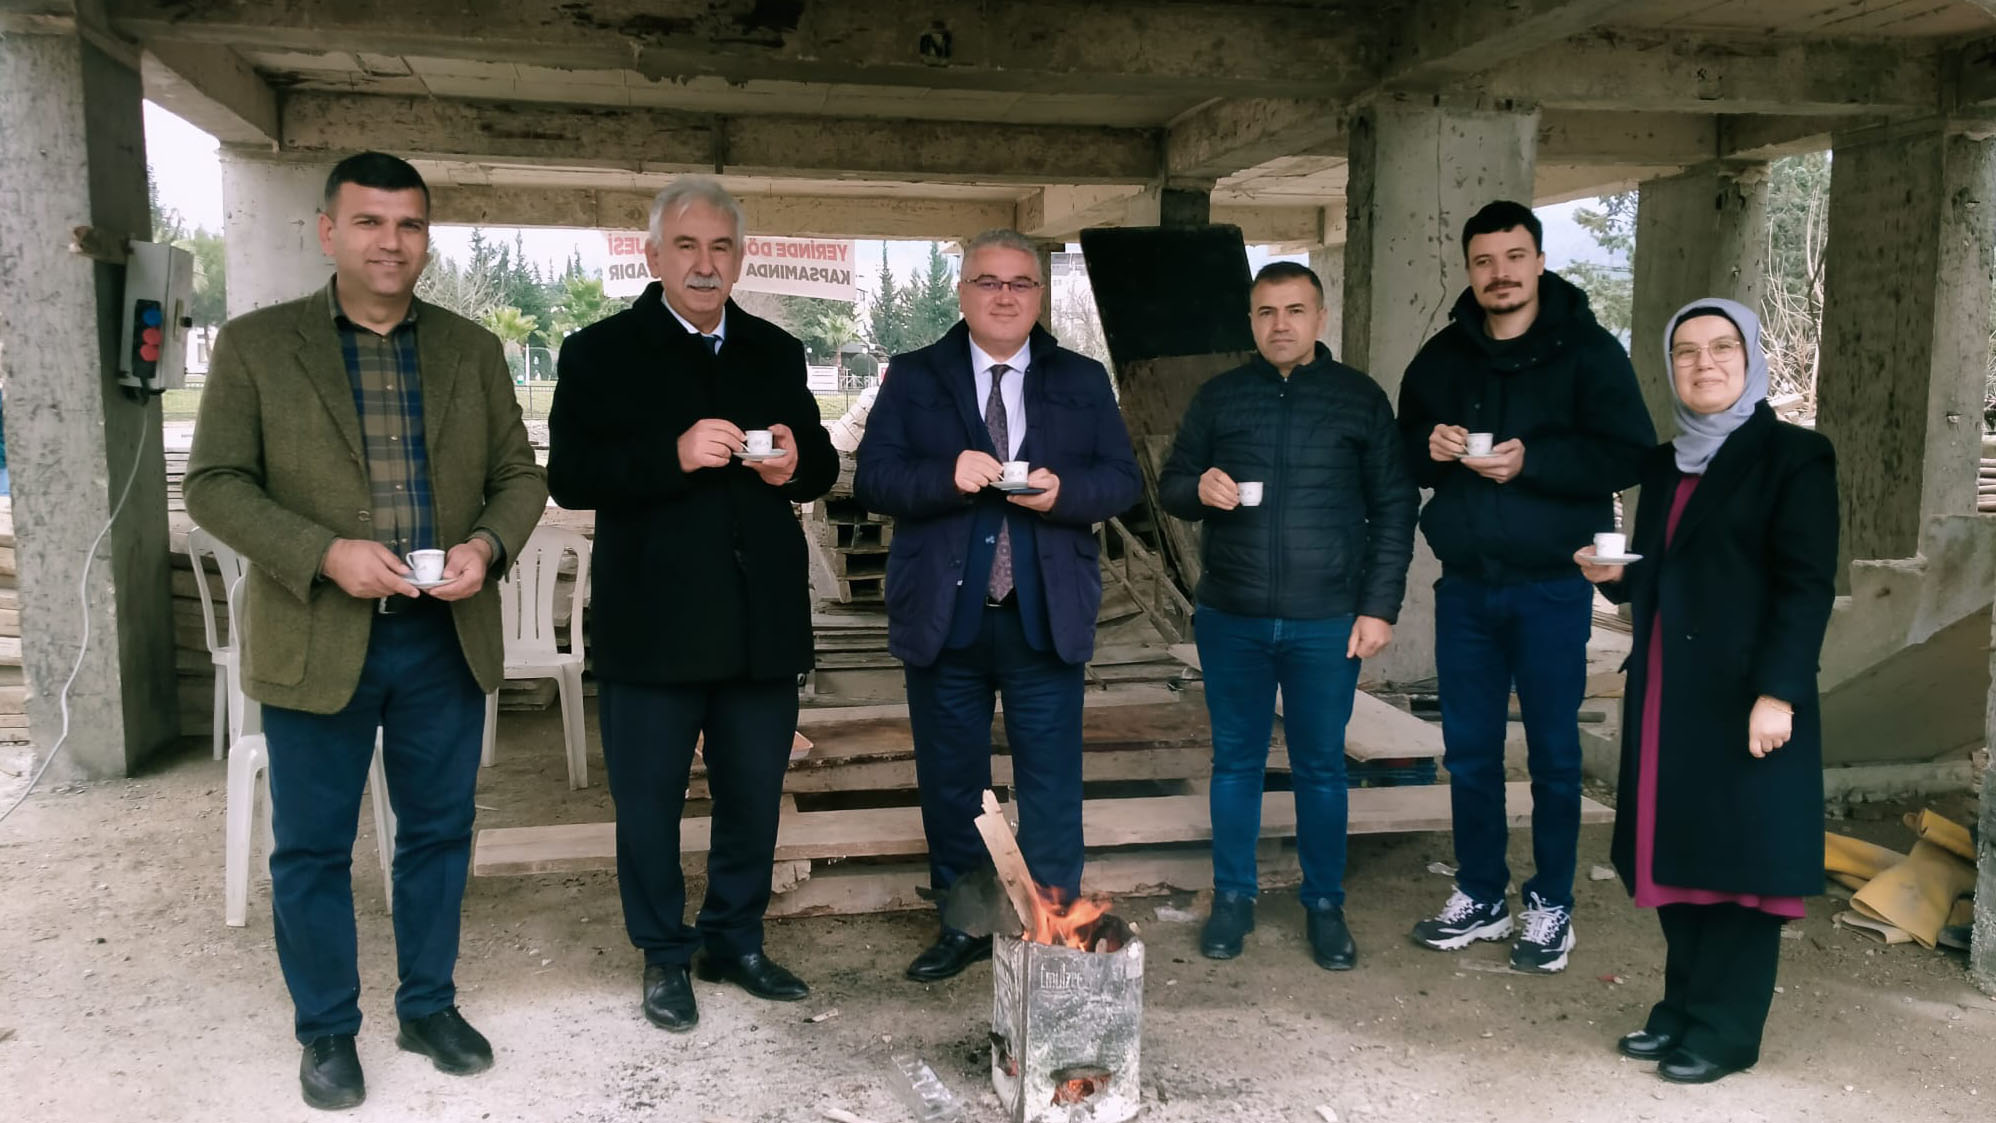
xmin=855 ymin=229 xmax=1141 ymax=981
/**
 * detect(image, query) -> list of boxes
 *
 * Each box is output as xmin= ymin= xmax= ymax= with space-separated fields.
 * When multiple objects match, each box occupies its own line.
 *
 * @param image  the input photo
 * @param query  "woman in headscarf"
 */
xmin=1574 ymin=298 xmax=1837 ymax=1084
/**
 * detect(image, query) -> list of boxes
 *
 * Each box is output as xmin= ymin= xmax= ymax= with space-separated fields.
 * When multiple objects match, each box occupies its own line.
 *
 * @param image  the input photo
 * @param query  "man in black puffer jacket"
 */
xmin=1160 ymin=261 xmax=1417 ymax=971
xmin=1398 ymin=200 xmax=1655 ymax=976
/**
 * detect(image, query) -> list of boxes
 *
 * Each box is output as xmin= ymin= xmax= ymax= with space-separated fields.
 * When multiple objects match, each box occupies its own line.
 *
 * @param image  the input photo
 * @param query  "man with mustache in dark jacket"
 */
xmin=1160 ymin=261 xmax=1417 ymax=970
xmin=1399 ymin=200 xmax=1655 ymax=975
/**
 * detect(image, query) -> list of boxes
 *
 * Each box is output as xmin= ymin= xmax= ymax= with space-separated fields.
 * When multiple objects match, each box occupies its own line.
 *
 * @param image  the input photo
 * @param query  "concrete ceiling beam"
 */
xmin=428 ymin=185 xmax=1019 ymax=240
xmin=1466 ymin=33 xmax=1940 ymax=116
xmin=1383 ymin=0 xmax=1645 ymax=89
xmin=139 ymin=40 xmax=278 ymax=147
xmin=105 ymin=0 xmax=1381 ymax=99
xmin=1955 ymin=35 xmax=1996 ymax=110
xmin=280 ymin=92 xmax=1161 ymax=185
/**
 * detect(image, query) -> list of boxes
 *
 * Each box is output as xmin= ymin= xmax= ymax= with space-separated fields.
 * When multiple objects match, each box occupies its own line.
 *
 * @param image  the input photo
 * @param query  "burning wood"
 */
xmin=972 ymin=789 xmax=1119 ymax=950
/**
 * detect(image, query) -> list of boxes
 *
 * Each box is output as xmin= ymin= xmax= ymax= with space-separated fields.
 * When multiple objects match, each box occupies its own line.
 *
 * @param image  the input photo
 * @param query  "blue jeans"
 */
xmin=1195 ymin=605 xmax=1359 ymax=907
xmin=1433 ymin=574 xmax=1592 ymax=910
xmin=261 ymin=604 xmax=485 ymax=1043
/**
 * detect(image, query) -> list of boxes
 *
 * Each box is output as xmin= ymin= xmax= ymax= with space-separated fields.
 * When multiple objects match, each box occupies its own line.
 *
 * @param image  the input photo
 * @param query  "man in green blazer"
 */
xmin=185 ymin=152 xmax=546 ymax=1112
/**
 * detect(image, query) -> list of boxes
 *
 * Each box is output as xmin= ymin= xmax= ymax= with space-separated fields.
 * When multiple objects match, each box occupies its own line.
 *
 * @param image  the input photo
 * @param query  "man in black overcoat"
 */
xmin=547 ymin=177 xmax=838 ymax=1032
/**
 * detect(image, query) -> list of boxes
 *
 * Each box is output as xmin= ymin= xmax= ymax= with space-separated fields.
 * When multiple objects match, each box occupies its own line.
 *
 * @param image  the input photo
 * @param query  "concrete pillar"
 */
xmin=1817 ymin=122 xmax=1995 ymax=572
xmin=0 ymin=29 xmax=179 ymax=778
xmin=219 ymin=146 xmax=332 ymax=316
xmin=1308 ymin=243 xmax=1346 ymax=357
xmin=1160 ymin=185 xmax=1212 ymax=228
xmin=1628 ymin=162 xmax=1771 ymax=442
xmin=1977 ymin=608 xmax=1996 ymax=994
xmin=1033 ymin=239 xmax=1058 ymax=330
xmin=1342 ymin=96 xmax=1539 ymax=686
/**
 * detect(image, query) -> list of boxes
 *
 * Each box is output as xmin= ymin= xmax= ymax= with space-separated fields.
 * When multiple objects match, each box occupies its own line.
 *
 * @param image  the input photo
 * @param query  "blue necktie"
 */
xmin=701 ymin=334 xmax=721 ymax=355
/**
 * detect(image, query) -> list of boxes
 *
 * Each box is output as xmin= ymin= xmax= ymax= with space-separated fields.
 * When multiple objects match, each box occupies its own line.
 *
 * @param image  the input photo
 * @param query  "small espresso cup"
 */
xmin=1237 ymin=481 xmax=1265 ymax=507
xmin=743 ymin=429 xmax=774 ymax=456
xmin=1593 ymin=531 xmax=1628 ymax=559
xmin=407 ymin=549 xmax=446 ymax=584
xmin=1464 ymin=432 xmax=1495 ymax=458
xmin=1001 ymin=459 xmax=1030 ymax=485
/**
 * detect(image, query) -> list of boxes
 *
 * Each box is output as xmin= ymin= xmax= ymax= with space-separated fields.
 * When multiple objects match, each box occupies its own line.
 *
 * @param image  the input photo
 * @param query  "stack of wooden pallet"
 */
xmin=806 ymin=496 xmax=892 ymax=606
xmin=474 ymin=674 xmax=1613 ymax=916
xmin=1980 ymin=437 xmax=1995 ymax=513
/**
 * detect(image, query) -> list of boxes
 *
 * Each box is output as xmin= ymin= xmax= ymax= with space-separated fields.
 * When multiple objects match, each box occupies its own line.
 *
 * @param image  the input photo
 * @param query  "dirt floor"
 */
xmin=3 ymin=703 xmax=1992 ymax=1123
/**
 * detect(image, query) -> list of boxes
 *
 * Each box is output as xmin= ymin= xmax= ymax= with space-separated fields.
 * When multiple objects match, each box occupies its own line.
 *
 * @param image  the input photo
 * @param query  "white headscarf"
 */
xmin=1665 ymin=296 xmax=1768 ymax=475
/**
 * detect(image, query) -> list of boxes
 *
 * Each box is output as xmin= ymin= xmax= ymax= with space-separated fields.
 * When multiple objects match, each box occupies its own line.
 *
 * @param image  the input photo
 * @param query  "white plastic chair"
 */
xmin=186 ymin=527 xmax=248 ymax=761
xmin=481 ymin=526 xmax=591 ymax=789
xmin=223 ymin=576 xmax=396 ymax=927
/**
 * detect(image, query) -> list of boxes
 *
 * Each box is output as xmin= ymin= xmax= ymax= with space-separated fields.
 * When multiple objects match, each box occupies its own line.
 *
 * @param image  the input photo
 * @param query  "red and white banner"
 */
xmin=600 ymin=232 xmax=855 ymax=302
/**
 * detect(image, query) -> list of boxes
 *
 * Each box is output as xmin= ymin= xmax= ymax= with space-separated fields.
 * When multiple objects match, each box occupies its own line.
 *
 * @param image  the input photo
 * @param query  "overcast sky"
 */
xmin=145 ymin=101 xmax=1620 ymax=302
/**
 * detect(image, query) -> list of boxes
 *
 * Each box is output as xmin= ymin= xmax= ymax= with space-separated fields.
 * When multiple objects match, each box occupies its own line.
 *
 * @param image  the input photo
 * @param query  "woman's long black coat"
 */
xmin=1603 ymin=403 xmax=1838 ymax=898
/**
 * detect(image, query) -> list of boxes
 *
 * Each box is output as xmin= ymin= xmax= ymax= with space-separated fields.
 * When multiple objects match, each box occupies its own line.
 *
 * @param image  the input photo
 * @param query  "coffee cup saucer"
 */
xmin=993 ymin=480 xmax=1047 ymax=495
xmin=1589 ymin=552 xmax=1642 ymax=566
xmin=733 ymin=449 xmax=785 ymax=461
xmin=406 ymin=577 xmax=451 ymax=590
xmin=1457 ymin=452 xmax=1502 ymax=465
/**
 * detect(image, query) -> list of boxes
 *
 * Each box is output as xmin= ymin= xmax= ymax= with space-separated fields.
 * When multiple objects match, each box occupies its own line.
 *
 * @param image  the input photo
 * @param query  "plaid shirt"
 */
xmin=329 ymin=279 xmax=438 ymax=556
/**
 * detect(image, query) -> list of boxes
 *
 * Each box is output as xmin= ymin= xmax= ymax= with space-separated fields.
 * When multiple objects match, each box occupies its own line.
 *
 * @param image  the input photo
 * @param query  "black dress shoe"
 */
xmin=299 ymin=1034 xmax=365 ymax=1111
xmin=1657 ymin=1047 xmax=1741 ymax=1084
xmin=642 ymin=964 xmax=699 ymax=1032
xmin=395 ymin=1006 xmax=493 ymax=1076
xmin=695 ymin=950 xmax=811 ymax=1001
xmin=1305 ymin=900 xmax=1357 ymax=971
xmin=906 ymin=930 xmax=994 ymax=982
xmin=1200 ymin=891 xmax=1256 ymax=960
xmin=1617 ymin=1029 xmax=1679 ymax=1060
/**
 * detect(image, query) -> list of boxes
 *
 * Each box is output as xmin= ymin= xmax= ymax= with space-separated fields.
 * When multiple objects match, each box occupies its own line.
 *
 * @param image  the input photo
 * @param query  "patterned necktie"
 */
xmin=701 ymin=334 xmax=722 ymax=354
xmin=984 ymin=363 xmax=1014 ymax=601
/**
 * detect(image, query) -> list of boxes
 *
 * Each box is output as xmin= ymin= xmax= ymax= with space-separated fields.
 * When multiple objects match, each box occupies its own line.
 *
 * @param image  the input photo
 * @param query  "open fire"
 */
xmin=977 ymin=791 xmax=1144 ymax=1123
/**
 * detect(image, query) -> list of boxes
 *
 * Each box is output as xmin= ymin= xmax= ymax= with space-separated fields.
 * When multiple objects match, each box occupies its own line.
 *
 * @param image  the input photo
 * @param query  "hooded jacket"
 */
xmin=1396 ymin=271 xmax=1656 ymax=584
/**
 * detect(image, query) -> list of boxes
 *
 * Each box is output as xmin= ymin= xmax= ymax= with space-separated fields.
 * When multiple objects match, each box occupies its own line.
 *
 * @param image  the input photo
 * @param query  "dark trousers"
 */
xmin=597 ymin=676 xmax=796 ymax=966
xmin=1194 ymin=605 xmax=1359 ymax=906
xmin=1647 ymin=903 xmax=1785 ymax=1068
xmin=261 ymin=604 xmax=485 ymax=1043
xmin=905 ymin=603 xmax=1086 ymax=906
xmin=1434 ymin=573 xmax=1592 ymax=908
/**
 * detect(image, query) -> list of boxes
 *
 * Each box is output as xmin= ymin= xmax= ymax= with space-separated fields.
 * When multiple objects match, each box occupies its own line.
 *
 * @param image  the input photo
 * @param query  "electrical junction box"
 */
xmin=118 ymin=241 xmax=195 ymax=394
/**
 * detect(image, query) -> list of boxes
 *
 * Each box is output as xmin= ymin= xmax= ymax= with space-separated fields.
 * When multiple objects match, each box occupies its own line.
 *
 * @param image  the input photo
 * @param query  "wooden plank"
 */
xmin=1169 ymin=643 xmax=1444 ymax=761
xmin=473 ymin=782 xmax=1610 ymax=876
xmin=974 ymin=790 xmax=1042 ymax=929
xmin=766 ymin=846 xmax=1305 ymax=919
xmin=795 ymin=682 xmax=1178 ymax=728
xmin=687 ymin=742 xmax=1256 ymax=798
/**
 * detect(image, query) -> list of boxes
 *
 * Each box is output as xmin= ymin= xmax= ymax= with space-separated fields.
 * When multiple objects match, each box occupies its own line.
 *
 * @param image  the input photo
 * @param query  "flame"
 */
xmin=1023 ymin=885 xmax=1113 ymax=949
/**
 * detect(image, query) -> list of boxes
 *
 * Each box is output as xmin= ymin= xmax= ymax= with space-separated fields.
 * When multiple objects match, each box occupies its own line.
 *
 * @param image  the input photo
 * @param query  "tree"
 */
xmin=547 ymin=275 xmax=622 ymax=341
xmin=479 ymin=306 xmax=538 ymax=380
xmin=904 ymin=243 xmax=960 ymax=343
xmin=1759 ymin=152 xmax=1831 ymax=404
xmin=1052 ymin=278 xmax=1111 ymax=368
xmin=1561 ymin=192 xmax=1636 ymax=342
xmin=779 ymin=296 xmax=862 ymax=362
xmin=866 ymin=245 xmax=912 ymax=356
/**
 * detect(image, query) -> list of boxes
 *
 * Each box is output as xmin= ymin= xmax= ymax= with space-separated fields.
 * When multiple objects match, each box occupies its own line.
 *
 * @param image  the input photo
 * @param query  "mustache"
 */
xmin=685 ymin=274 xmax=722 ymax=290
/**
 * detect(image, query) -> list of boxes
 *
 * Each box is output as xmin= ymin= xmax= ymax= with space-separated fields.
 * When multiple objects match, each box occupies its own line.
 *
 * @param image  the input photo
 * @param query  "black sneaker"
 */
xmin=1409 ymin=888 xmax=1513 ymax=951
xmin=1509 ymin=891 xmax=1575 ymax=974
xmin=1199 ymin=891 xmax=1255 ymax=959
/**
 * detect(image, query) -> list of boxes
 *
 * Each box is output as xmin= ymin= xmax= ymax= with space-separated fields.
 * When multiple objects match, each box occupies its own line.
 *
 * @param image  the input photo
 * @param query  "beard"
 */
xmin=1478 ymin=286 xmax=1529 ymax=315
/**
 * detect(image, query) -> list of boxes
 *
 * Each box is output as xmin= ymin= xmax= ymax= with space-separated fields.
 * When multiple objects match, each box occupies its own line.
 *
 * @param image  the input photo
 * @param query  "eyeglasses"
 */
xmin=1669 ymin=338 xmax=1745 ymax=367
xmin=962 ymin=276 xmax=1043 ymax=295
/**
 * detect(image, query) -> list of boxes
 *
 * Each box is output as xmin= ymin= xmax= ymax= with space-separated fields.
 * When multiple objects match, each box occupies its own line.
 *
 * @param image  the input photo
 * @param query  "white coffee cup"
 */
xmin=1465 ymin=432 xmax=1495 ymax=457
xmin=1001 ymin=459 xmax=1030 ymax=485
xmin=1593 ymin=531 xmax=1628 ymax=559
xmin=407 ymin=549 xmax=446 ymax=584
xmin=1237 ymin=481 xmax=1264 ymax=507
xmin=743 ymin=429 xmax=774 ymax=455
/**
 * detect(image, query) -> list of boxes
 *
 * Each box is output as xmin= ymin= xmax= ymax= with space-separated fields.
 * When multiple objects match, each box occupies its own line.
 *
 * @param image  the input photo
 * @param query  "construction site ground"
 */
xmin=3 ymin=703 xmax=1991 ymax=1123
